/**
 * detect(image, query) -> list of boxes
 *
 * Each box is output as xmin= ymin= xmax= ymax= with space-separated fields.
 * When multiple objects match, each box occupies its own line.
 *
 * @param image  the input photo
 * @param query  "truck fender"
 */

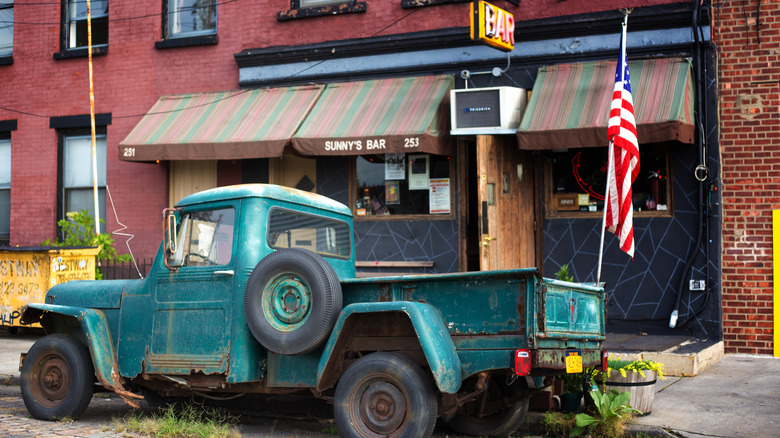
xmin=20 ymin=303 xmax=140 ymax=399
xmin=317 ymin=301 xmax=462 ymax=394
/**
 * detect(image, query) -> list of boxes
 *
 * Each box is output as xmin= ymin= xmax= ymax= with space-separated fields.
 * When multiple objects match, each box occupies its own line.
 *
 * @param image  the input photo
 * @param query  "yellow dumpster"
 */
xmin=0 ymin=246 xmax=100 ymax=329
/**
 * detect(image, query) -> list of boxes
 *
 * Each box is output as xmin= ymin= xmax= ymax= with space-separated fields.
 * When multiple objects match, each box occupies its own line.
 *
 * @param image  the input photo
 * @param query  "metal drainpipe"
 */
xmin=670 ymin=0 xmax=707 ymax=329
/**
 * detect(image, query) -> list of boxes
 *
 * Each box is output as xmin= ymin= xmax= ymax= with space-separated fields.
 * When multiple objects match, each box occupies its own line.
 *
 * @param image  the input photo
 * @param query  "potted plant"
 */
xmin=571 ymin=389 xmax=641 ymax=437
xmin=560 ymin=372 xmax=587 ymax=413
xmin=594 ymin=356 xmax=666 ymax=415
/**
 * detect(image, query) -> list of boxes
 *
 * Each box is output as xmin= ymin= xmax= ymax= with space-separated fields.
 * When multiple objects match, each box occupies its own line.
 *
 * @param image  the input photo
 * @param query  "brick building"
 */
xmin=713 ymin=0 xmax=779 ymax=355
xmin=1 ymin=1 xmax=724 ymax=346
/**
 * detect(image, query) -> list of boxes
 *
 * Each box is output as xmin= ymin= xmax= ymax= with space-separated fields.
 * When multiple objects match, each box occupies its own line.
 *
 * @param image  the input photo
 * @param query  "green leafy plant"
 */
xmin=562 ymin=372 xmax=587 ymax=394
xmin=541 ymin=411 xmax=576 ymax=437
xmin=571 ymin=389 xmax=641 ymax=438
xmin=43 ymin=210 xmax=131 ymax=279
xmin=555 ymin=264 xmax=574 ymax=282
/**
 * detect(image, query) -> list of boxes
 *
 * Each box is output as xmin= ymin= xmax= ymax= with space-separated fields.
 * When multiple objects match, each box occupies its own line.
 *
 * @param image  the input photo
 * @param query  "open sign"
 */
xmin=470 ymin=1 xmax=515 ymax=52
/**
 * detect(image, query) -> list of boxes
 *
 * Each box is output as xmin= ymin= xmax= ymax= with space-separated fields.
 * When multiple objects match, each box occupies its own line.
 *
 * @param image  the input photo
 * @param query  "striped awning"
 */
xmin=291 ymin=75 xmax=453 ymax=156
xmin=119 ymin=85 xmax=324 ymax=161
xmin=516 ymin=57 xmax=695 ymax=149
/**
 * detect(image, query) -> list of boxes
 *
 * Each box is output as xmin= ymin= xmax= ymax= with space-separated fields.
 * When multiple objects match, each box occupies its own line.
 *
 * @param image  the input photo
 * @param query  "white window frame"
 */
xmin=298 ymin=0 xmax=348 ymax=7
xmin=62 ymin=134 xmax=107 ymax=232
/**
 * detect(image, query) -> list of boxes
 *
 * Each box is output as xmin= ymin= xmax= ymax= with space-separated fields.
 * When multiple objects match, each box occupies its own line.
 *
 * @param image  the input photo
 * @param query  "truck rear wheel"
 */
xmin=447 ymin=374 xmax=529 ymax=437
xmin=334 ymin=352 xmax=437 ymax=438
xmin=244 ymin=248 xmax=342 ymax=355
xmin=20 ymin=334 xmax=95 ymax=420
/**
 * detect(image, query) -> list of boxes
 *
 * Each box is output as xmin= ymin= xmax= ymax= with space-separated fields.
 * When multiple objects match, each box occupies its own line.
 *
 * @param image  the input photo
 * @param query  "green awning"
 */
xmin=517 ymin=57 xmax=695 ymax=149
xmin=119 ymin=85 xmax=324 ymax=161
xmin=291 ymin=75 xmax=453 ymax=156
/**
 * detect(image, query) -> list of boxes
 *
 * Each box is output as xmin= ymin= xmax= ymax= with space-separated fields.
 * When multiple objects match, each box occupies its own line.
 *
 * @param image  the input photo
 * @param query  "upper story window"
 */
xmin=60 ymin=133 xmax=107 ymax=233
xmin=0 ymin=1 xmax=14 ymax=58
xmin=277 ymin=0 xmax=366 ymax=21
xmin=64 ymin=0 xmax=108 ymax=50
xmin=545 ymin=143 xmax=671 ymax=217
xmin=165 ymin=0 xmax=216 ymax=39
xmin=0 ymin=136 xmax=10 ymax=242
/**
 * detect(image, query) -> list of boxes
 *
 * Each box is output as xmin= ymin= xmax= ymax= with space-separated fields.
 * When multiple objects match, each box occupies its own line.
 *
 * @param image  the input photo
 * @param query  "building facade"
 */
xmin=1 ymin=1 xmax=725 ymax=345
xmin=713 ymin=0 xmax=779 ymax=355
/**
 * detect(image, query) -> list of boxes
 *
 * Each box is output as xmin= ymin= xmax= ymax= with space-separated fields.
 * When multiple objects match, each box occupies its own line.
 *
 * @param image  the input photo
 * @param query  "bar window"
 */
xmin=546 ymin=144 xmax=671 ymax=216
xmin=354 ymin=153 xmax=452 ymax=217
xmin=0 ymin=138 xmax=9 ymax=241
xmin=0 ymin=1 xmax=13 ymax=57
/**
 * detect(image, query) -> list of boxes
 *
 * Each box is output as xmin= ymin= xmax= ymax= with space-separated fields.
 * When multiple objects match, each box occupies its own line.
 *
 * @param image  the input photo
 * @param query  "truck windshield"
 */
xmin=267 ymin=208 xmax=351 ymax=259
xmin=167 ymin=208 xmax=235 ymax=267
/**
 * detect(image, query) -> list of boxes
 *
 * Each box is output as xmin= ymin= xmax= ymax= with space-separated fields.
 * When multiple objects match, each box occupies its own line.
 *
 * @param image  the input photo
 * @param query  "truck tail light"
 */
xmin=514 ymin=349 xmax=531 ymax=376
xmin=601 ymin=350 xmax=609 ymax=371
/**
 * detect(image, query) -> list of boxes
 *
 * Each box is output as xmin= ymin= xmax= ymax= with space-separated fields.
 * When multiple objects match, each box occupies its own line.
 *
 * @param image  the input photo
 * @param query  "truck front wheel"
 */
xmin=20 ymin=334 xmax=95 ymax=420
xmin=334 ymin=352 xmax=437 ymax=438
xmin=446 ymin=374 xmax=529 ymax=437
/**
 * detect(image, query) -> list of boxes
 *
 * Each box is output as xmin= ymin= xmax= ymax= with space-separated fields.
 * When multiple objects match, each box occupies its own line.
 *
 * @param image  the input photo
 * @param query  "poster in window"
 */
xmin=385 ymin=181 xmax=400 ymax=205
xmin=408 ymin=154 xmax=429 ymax=190
xmin=429 ymin=178 xmax=450 ymax=214
xmin=385 ymin=153 xmax=405 ymax=180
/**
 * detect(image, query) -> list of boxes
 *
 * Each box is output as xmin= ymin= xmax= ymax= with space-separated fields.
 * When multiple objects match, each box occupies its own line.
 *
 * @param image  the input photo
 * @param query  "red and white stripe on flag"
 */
xmin=605 ymin=25 xmax=640 ymax=258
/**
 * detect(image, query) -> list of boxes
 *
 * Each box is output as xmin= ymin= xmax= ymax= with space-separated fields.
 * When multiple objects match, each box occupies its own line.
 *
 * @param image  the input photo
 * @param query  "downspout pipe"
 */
xmin=670 ymin=0 xmax=707 ymax=329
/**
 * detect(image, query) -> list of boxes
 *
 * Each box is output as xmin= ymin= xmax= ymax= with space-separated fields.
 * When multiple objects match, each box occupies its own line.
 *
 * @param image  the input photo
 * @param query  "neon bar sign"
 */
xmin=470 ymin=1 xmax=515 ymax=52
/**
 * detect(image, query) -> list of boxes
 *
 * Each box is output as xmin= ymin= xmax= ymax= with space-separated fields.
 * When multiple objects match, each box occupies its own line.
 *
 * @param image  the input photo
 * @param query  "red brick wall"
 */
xmin=714 ymin=1 xmax=779 ymax=355
xmin=1 ymin=0 xmax=686 ymax=261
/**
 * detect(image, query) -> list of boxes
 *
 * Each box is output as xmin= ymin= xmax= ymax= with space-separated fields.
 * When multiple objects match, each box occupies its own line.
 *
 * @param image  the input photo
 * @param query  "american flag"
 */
xmin=605 ymin=22 xmax=640 ymax=258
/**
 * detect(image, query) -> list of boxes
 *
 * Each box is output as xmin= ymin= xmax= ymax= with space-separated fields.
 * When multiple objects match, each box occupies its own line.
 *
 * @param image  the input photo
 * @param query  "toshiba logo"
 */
xmin=465 ymin=107 xmax=492 ymax=113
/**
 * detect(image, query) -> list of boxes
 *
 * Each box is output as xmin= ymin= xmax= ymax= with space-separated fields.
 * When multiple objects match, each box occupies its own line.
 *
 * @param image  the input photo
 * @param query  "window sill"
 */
xmin=0 ymin=55 xmax=12 ymax=66
xmin=354 ymin=213 xmax=454 ymax=221
xmin=545 ymin=210 xmax=673 ymax=219
xmin=401 ymin=0 xmax=469 ymax=8
xmin=155 ymin=34 xmax=218 ymax=49
xmin=53 ymin=46 xmax=108 ymax=60
xmin=277 ymin=2 xmax=367 ymax=21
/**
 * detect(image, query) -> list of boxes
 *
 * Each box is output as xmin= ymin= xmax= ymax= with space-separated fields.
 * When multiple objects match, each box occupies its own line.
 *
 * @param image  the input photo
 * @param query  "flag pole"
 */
xmin=597 ymin=142 xmax=615 ymax=285
xmin=597 ymin=11 xmax=630 ymax=285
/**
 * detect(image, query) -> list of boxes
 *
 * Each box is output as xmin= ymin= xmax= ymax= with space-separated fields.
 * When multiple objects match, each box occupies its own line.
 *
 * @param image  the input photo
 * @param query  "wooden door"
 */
xmin=476 ymin=135 xmax=536 ymax=270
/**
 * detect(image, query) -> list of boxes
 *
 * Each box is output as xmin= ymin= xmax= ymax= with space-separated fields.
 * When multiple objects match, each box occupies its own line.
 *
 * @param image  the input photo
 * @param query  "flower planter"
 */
xmin=596 ymin=369 xmax=657 ymax=415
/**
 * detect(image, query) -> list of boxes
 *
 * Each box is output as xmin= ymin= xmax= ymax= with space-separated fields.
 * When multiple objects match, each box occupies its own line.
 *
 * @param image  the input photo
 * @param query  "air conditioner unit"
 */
xmin=450 ymin=86 xmax=527 ymax=135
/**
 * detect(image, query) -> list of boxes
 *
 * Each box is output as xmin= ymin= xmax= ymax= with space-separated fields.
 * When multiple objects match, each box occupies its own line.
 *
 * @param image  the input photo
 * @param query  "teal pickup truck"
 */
xmin=19 ymin=184 xmax=606 ymax=438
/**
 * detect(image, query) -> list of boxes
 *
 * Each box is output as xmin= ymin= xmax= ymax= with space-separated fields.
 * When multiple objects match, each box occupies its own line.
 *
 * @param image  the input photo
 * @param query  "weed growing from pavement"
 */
xmin=115 ymin=402 xmax=241 ymax=438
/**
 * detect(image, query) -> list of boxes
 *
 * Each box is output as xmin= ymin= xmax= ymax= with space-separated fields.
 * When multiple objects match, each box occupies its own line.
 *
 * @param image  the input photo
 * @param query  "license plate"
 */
xmin=565 ymin=350 xmax=582 ymax=373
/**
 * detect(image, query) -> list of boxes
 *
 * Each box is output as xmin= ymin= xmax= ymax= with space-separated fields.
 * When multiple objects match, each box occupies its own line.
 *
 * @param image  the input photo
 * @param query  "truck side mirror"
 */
xmin=163 ymin=209 xmax=178 ymax=271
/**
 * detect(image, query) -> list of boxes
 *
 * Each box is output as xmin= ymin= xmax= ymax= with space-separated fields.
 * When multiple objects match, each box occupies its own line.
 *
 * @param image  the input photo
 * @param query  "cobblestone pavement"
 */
xmin=0 ymin=375 xmax=143 ymax=437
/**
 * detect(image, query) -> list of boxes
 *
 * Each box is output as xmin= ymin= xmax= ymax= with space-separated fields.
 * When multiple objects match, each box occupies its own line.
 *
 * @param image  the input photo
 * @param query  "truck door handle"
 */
xmin=214 ymin=270 xmax=234 ymax=276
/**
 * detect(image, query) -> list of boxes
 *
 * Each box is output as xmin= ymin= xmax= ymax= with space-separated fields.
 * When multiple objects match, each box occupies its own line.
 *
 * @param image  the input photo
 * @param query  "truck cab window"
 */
xmin=168 ymin=208 xmax=235 ymax=267
xmin=267 ymin=208 xmax=351 ymax=258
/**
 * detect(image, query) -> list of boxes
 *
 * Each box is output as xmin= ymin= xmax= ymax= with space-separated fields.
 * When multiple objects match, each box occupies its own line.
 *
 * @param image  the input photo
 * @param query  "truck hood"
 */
xmin=46 ymin=279 xmax=136 ymax=309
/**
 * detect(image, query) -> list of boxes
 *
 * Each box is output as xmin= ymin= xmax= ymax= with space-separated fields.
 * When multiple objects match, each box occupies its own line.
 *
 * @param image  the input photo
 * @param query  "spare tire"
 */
xmin=244 ymin=248 xmax=342 ymax=355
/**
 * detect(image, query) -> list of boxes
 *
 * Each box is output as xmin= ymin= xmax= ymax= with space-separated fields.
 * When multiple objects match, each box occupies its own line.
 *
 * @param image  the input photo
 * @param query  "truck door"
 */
xmin=146 ymin=206 xmax=237 ymax=375
xmin=476 ymin=135 xmax=538 ymax=270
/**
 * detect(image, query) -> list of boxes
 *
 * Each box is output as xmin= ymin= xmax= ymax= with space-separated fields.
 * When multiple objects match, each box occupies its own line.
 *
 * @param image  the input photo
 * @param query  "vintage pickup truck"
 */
xmin=19 ymin=184 xmax=606 ymax=437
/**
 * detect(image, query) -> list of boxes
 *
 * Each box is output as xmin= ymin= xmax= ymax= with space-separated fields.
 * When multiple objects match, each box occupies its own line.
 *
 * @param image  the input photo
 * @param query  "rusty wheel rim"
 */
xmin=30 ymin=352 xmax=71 ymax=408
xmin=352 ymin=375 xmax=408 ymax=437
